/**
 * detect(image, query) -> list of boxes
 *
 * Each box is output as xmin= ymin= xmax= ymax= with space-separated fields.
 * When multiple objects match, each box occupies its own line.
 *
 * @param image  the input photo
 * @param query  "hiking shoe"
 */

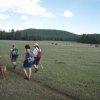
xmin=35 ymin=68 xmax=38 ymax=73
xmin=24 ymin=77 xmax=29 ymax=80
xmin=13 ymin=65 xmax=16 ymax=69
xmin=28 ymin=77 xmax=30 ymax=81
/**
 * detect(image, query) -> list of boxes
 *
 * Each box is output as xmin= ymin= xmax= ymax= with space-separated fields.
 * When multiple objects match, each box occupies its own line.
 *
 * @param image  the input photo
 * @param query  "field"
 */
xmin=0 ymin=40 xmax=100 ymax=100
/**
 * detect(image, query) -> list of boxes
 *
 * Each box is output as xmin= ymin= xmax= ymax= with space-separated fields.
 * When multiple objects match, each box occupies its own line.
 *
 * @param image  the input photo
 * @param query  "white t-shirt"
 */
xmin=33 ymin=47 xmax=39 ymax=57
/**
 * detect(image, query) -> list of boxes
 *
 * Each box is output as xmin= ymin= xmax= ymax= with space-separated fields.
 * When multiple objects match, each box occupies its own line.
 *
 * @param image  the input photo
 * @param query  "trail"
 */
xmin=32 ymin=79 xmax=75 ymax=100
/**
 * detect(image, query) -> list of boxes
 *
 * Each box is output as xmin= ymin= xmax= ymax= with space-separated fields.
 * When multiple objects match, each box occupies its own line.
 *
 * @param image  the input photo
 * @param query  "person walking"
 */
xmin=22 ymin=44 xmax=33 ymax=80
xmin=10 ymin=44 xmax=18 ymax=69
xmin=32 ymin=43 xmax=42 ymax=72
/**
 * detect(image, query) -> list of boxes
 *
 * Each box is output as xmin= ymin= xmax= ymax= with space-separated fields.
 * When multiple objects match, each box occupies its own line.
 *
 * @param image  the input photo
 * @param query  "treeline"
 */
xmin=77 ymin=34 xmax=100 ymax=44
xmin=0 ymin=29 xmax=78 ymax=41
xmin=0 ymin=28 xmax=100 ymax=44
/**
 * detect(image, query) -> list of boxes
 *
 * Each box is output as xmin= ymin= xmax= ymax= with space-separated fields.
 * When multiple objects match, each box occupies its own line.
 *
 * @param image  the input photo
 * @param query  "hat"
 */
xmin=34 ymin=43 xmax=39 ymax=47
xmin=12 ymin=43 xmax=15 ymax=47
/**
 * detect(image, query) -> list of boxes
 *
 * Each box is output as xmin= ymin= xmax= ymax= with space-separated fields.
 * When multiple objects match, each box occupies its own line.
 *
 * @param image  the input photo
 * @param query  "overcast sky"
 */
xmin=0 ymin=0 xmax=100 ymax=34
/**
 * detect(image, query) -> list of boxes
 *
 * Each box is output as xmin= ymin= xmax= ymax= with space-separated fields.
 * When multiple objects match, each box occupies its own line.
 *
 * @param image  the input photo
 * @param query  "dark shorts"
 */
xmin=11 ymin=56 xmax=17 ymax=62
xmin=33 ymin=57 xmax=40 ymax=65
xmin=23 ymin=60 xmax=32 ymax=68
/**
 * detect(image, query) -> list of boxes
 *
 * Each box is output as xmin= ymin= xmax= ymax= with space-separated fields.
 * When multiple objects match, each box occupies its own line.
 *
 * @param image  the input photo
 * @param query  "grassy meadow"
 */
xmin=0 ymin=40 xmax=100 ymax=100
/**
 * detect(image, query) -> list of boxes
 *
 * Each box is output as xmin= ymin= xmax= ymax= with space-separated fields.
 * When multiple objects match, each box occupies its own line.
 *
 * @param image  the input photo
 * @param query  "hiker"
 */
xmin=10 ymin=44 xmax=18 ymax=69
xmin=32 ymin=43 xmax=42 ymax=72
xmin=22 ymin=44 xmax=34 ymax=80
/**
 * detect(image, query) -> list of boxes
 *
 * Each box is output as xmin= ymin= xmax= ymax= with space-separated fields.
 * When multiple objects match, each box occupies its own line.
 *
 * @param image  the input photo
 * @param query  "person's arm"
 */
xmin=16 ymin=48 xmax=19 ymax=57
xmin=20 ymin=50 xmax=26 ymax=61
xmin=10 ymin=49 xmax=12 ymax=58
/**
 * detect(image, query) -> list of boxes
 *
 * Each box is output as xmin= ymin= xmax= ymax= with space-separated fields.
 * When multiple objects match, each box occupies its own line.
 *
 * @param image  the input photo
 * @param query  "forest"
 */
xmin=0 ymin=28 xmax=100 ymax=44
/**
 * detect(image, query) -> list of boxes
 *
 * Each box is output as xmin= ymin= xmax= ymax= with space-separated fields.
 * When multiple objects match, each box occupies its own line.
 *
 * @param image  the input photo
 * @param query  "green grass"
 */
xmin=0 ymin=40 xmax=100 ymax=100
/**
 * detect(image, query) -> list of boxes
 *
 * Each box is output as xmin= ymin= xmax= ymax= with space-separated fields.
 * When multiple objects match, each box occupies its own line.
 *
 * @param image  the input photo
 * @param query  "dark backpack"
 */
xmin=27 ymin=51 xmax=34 ymax=63
xmin=12 ymin=48 xmax=18 ymax=57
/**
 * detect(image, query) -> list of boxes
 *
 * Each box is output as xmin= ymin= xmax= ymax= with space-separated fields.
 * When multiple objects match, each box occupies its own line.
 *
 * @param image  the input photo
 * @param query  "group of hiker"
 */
xmin=10 ymin=43 xmax=42 ymax=80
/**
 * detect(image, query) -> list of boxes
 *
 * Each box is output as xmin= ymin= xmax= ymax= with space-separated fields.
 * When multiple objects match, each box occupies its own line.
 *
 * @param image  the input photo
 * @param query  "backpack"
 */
xmin=37 ymin=49 xmax=42 ymax=58
xmin=12 ymin=48 xmax=18 ymax=57
xmin=27 ymin=51 xmax=34 ymax=63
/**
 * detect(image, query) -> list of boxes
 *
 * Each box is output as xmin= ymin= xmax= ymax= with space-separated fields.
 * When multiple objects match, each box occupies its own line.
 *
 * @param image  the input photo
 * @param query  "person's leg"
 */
xmin=32 ymin=59 xmax=37 ymax=72
xmin=34 ymin=64 xmax=38 ymax=72
xmin=13 ymin=61 xmax=16 ymax=69
xmin=11 ymin=57 xmax=17 ymax=69
xmin=33 ymin=64 xmax=38 ymax=72
xmin=34 ymin=58 xmax=40 ymax=72
xmin=33 ymin=64 xmax=36 ymax=68
xmin=35 ymin=65 xmax=39 ymax=69
xmin=28 ymin=68 xmax=32 ymax=80
xmin=23 ymin=68 xmax=28 ymax=78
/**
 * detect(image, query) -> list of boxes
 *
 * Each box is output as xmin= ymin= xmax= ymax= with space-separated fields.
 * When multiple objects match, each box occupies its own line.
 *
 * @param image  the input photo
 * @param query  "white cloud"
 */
xmin=0 ymin=21 xmax=38 ymax=31
xmin=0 ymin=0 xmax=55 ymax=17
xmin=25 ymin=21 xmax=35 ymax=25
xmin=21 ymin=16 xmax=28 ymax=20
xmin=31 ymin=0 xmax=40 ymax=3
xmin=0 ymin=23 xmax=28 ymax=31
xmin=63 ymin=10 xmax=73 ymax=17
xmin=43 ymin=12 xmax=56 ymax=17
xmin=6 ymin=22 xmax=13 ymax=25
xmin=0 ymin=14 xmax=10 ymax=20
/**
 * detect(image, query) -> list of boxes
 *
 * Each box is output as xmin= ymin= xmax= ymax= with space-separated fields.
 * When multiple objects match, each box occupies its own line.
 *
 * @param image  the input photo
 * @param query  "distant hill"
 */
xmin=0 ymin=28 xmax=78 ymax=41
xmin=20 ymin=28 xmax=78 ymax=41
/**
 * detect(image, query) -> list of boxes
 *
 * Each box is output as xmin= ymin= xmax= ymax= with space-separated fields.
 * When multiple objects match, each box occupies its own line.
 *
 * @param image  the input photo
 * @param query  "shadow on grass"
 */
xmin=7 ymin=67 xmax=25 ymax=79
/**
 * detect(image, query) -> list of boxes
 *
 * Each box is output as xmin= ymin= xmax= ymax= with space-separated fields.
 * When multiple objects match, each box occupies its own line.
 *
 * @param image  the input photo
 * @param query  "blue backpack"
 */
xmin=12 ymin=48 xmax=18 ymax=57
